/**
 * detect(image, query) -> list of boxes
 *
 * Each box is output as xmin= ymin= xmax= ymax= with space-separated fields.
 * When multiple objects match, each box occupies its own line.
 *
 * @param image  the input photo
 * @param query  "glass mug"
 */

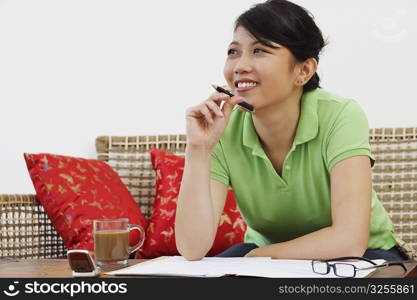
xmin=93 ymin=218 xmax=145 ymax=266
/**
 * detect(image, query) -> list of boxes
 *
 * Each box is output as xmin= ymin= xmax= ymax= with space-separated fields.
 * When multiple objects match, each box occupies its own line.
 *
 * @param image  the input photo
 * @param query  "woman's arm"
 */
xmin=245 ymin=155 xmax=372 ymax=259
xmin=175 ymin=90 xmax=243 ymax=260
xmin=175 ymin=147 xmax=229 ymax=260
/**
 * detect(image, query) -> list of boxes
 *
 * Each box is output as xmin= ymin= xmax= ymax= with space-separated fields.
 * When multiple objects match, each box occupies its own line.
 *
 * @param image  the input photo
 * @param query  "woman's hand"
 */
xmin=244 ymin=248 xmax=263 ymax=257
xmin=185 ymin=91 xmax=245 ymax=151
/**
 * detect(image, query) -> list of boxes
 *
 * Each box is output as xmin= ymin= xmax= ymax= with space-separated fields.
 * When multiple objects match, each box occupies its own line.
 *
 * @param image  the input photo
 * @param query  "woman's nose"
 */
xmin=234 ymin=56 xmax=253 ymax=74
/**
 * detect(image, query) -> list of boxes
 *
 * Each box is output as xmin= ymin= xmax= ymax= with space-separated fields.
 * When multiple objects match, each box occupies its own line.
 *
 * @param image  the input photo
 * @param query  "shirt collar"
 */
xmin=242 ymin=89 xmax=319 ymax=155
xmin=293 ymin=89 xmax=319 ymax=146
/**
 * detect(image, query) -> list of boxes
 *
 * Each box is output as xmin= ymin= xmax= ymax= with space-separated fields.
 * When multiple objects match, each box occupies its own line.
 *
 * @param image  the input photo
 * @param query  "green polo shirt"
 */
xmin=210 ymin=88 xmax=396 ymax=250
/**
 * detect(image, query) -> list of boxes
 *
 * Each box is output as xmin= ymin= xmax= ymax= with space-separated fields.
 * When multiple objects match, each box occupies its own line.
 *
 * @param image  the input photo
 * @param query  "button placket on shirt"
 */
xmin=265 ymin=150 xmax=294 ymax=188
xmin=252 ymin=144 xmax=285 ymax=187
xmin=281 ymin=143 xmax=297 ymax=184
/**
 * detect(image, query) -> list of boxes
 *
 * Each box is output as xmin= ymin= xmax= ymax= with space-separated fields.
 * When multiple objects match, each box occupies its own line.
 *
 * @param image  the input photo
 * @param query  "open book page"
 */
xmin=106 ymin=256 xmax=271 ymax=277
xmin=106 ymin=256 xmax=385 ymax=278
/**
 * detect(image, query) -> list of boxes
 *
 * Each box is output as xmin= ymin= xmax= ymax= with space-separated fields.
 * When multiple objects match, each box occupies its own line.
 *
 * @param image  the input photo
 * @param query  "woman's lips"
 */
xmin=235 ymin=85 xmax=259 ymax=93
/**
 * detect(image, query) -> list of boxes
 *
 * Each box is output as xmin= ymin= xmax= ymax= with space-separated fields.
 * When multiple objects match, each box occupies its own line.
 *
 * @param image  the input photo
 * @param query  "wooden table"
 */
xmin=0 ymin=259 xmax=147 ymax=278
xmin=0 ymin=258 xmax=416 ymax=278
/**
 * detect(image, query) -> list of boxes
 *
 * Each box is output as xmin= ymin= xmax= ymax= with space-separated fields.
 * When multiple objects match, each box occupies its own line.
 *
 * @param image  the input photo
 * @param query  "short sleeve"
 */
xmin=210 ymin=141 xmax=230 ymax=186
xmin=325 ymin=100 xmax=375 ymax=171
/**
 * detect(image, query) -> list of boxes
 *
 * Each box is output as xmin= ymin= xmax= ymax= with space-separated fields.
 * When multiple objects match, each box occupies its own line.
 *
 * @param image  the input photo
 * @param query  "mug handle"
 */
xmin=128 ymin=224 xmax=145 ymax=254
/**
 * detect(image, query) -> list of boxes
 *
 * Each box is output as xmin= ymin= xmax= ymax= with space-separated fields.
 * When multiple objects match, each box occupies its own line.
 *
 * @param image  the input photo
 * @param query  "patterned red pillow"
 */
xmin=24 ymin=153 xmax=147 ymax=252
xmin=136 ymin=149 xmax=246 ymax=259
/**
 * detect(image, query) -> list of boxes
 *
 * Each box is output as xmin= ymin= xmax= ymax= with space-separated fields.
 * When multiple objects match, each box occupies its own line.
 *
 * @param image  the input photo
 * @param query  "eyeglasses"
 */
xmin=311 ymin=256 xmax=407 ymax=278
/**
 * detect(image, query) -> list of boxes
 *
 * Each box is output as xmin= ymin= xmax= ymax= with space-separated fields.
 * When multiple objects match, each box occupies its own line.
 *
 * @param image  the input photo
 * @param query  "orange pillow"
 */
xmin=24 ymin=153 xmax=147 ymax=252
xmin=136 ymin=149 xmax=246 ymax=258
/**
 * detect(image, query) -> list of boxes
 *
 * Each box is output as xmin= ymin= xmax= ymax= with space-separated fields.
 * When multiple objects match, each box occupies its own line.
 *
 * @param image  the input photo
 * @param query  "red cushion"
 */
xmin=136 ymin=149 xmax=246 ymax=258
xmin=24 ymin=153 xmax=147 ymax=252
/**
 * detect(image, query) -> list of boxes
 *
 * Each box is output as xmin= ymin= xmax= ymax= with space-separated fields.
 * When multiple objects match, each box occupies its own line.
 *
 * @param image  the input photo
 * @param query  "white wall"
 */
xmin=1 ymin=0 xmax=416 ymax=193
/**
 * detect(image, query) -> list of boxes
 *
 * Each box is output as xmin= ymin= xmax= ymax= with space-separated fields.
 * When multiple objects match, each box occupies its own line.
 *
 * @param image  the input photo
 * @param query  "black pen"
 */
xmin=211 ymin=84 xmax=254 ymax=112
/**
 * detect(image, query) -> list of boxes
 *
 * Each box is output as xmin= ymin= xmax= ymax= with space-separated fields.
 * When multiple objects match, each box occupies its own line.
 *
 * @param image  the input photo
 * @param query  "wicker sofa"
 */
xmin=1 ymin=129 xmax=417 ymax=259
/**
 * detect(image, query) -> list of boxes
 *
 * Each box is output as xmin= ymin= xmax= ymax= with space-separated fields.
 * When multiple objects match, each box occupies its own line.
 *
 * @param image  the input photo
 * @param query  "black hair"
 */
xmin=235 ymin=0 xmax=328 ymax=92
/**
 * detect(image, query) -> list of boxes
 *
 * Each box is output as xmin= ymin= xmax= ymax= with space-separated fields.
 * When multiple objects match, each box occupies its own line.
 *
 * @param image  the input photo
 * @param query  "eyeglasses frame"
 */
xmin=311 ymin=256 xmax=407 ymax=278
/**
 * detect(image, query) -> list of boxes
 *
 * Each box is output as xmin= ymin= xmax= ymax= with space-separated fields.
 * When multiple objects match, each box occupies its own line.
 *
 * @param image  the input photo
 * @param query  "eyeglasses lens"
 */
xmin=312 ymin=261 xmax=328 ymax=274
xmin=334 ymin=263 xmax=356 ymax=277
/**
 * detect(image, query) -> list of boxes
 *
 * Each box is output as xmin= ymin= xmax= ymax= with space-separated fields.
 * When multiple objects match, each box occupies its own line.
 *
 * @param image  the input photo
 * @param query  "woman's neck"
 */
xmin=252 ymin=90 xmax=303 ymax=153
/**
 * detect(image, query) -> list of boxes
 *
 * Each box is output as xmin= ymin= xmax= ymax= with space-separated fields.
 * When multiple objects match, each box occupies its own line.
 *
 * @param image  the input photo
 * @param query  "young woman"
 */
xmin=175 ymin=0 xmax=406 ymax=261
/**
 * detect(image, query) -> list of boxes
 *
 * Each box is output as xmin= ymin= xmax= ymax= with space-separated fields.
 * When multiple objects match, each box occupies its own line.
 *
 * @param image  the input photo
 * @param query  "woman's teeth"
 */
xmin=237 ymin=82 xmax=258 ymax=88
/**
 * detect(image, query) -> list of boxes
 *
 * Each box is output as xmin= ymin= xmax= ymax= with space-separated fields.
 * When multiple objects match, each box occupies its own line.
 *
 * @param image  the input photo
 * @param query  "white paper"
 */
xmin=106 ymin=256 xmax=385 ymax=278
xmin=106 ymin=257 xmax=271 ymax=277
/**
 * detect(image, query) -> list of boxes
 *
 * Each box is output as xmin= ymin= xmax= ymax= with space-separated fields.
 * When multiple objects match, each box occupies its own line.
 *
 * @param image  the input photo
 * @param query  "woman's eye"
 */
xmin=227 ymin=49 xmax=238 ymax=56
xmin=254 ymin=48 xmax=266 ymax=54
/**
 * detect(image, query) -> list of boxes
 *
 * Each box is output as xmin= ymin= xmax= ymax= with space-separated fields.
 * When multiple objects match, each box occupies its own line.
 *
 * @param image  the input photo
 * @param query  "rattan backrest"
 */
xmin=95 ymin=135 xmax=187 ymax=219
xmin=369 ymin=128 xmax=417 ymax=248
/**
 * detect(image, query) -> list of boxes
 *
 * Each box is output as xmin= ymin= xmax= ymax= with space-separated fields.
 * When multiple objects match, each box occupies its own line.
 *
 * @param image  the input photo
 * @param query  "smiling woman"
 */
xmin=174 ymin=0 xmax=412 ymax=262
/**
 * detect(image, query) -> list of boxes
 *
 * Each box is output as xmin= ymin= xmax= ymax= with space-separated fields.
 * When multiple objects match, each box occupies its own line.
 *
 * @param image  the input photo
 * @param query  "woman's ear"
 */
xmin=295 ymin=58 xmax=318 ymax=86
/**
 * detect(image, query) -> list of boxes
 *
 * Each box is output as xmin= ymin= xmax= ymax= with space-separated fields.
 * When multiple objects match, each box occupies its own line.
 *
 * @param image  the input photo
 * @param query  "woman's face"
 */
xmin=224 ymin=26 xmax=301 ymax=110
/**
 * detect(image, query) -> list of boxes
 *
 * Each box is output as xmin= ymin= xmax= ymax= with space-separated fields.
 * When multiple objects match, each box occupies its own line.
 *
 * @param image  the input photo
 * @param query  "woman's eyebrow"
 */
xmin=229 ymin=40 xmax=263 ymax=46
xmin=229 ymin=40 xmax=278 ymax=47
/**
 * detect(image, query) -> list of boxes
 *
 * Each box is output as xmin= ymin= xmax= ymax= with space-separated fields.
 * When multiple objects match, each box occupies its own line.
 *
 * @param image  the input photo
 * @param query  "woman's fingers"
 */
xmin=222 ymin=96 xmax=245 ymax=118
xmin=186 ymin=92 xmax=246 ymax=126
xmin=199 ymin=104 xmax=214 ymax=124
xmin=186 ymin=105 xmax=211 ymax=122
xmin=211 ymin=93 xmax=230 ymax=105
xmin=206 ymin=93 xmax=244 ymax=118
xmin=205 ymin=100 xmax=224 ymax=118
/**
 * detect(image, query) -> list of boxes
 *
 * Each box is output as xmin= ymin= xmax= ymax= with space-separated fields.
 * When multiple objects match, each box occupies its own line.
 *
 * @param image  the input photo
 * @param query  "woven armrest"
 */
xmin=0 ymin=194 xmax=66 ymax=259
xmin=370 ymin=128 xmax=417 ymax=249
